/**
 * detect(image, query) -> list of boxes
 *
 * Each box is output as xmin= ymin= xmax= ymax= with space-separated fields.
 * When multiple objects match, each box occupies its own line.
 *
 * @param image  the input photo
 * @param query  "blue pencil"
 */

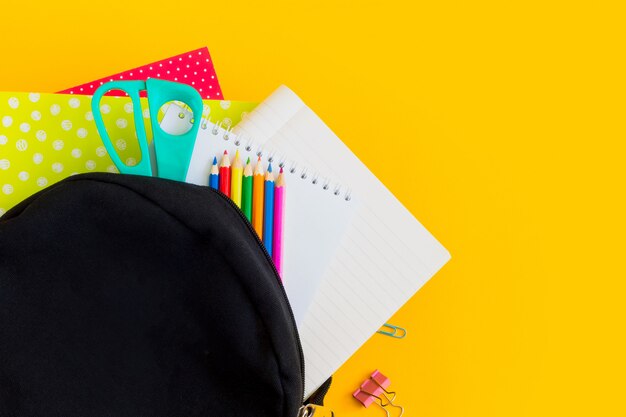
xmin=263 ymin=163 xmax=275 ymax=255
xmin=209 ymin=156 xmax=219 ymax=189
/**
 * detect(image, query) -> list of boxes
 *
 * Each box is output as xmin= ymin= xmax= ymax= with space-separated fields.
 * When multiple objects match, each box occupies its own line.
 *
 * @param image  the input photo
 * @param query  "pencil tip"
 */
xmin=246 ymin=157 xmax=250 ymax=164
xmin=212 ymin=156 xmax=217 ymax=164
xmin=279 ymin=166 xmax=284 ymax=173
xmin=268 ymin=163 xmax=273 ymax=173
xmin=223 ymin=150 xmax=228 ymax=155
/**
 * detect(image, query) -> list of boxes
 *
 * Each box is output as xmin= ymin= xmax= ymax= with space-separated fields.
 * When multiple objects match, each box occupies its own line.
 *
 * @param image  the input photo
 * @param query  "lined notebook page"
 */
xmin=234 ymin=86 xmax=451 ymax=397
xmin=160 ymin=105 xmax=357 ymax=324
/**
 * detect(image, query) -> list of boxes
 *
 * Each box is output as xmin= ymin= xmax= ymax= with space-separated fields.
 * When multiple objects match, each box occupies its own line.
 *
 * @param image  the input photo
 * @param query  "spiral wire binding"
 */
xmin=177 ymin=103 xmax=353 ymax=202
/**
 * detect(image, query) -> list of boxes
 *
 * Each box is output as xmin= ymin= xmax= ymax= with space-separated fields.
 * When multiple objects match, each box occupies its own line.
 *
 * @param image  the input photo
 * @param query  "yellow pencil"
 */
xmin=252 ymin=156 xmax=265 ymax=239
xmin=230 ymin=150 xmax=243 ymax=207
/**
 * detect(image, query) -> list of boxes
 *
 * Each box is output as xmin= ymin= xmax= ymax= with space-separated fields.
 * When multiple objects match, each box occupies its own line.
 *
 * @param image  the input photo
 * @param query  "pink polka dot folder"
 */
xmin=57 ymin=47 xmax=223 ymax=100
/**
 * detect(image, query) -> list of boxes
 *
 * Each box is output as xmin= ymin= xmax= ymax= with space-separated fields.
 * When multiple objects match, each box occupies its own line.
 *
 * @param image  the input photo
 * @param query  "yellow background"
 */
xmin=1 ymin=1 xmax=625 ymax=415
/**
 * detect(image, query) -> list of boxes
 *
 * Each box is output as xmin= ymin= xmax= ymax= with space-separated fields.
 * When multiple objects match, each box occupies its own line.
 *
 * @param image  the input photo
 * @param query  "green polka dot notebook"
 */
xmin=0 ymin=92 xmax=257 ymax=215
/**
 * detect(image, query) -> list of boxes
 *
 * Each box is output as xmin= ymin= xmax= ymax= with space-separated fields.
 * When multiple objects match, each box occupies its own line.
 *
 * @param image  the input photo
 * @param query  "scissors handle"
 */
xmin=91 ymin=79 xmax=203 ymax=181
xmin=92 ymin=80 xmax=152 ymax=177
xmin=145 ymin=78 xmax=203 ymax=181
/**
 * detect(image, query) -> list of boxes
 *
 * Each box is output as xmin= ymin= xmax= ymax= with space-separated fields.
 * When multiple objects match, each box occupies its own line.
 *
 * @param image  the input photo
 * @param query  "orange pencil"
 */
xmin=252 ymin=156 xmax=265 ymax=239
xmin=219 ymin=150 xmax=231 ymax=197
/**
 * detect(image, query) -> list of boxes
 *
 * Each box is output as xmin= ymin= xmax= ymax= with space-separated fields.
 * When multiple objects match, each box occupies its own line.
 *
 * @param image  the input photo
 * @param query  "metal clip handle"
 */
xmin=297 ymin=404 xmax=335 ymax=417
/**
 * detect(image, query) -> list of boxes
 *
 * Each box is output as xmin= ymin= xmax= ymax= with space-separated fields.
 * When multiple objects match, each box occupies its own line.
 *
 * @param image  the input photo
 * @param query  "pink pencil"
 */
xmin=272 ymin=167 xmax=286 ymax=278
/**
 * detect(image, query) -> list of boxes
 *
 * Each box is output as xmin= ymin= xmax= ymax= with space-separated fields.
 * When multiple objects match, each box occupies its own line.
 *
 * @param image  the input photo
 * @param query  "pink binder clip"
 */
xmin=352 ymin=370 xmax=404 ymax=416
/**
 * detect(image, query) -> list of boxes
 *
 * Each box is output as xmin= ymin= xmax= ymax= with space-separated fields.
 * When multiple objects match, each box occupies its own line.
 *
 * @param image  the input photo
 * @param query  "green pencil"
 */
xmin=241 ymin=157 xmax=253 ymax=221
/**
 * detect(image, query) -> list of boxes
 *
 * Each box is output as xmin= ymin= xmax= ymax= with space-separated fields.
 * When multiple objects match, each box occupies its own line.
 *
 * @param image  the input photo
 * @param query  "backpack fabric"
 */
xmin=0 ymin=173 xmax=306 ymax=417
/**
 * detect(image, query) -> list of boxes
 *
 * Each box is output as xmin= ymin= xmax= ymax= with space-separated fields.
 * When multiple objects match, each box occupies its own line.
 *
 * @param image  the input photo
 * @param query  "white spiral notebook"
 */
xmin=159 ymin=103 xmax=357 ymax=326
xmin=233 ymin=86 xmax=451 ymax=397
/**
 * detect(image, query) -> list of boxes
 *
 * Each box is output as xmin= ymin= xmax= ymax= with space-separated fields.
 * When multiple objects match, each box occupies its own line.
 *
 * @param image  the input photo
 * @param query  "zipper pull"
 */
xmin=297 ymin=404 xmax=335 ymax=417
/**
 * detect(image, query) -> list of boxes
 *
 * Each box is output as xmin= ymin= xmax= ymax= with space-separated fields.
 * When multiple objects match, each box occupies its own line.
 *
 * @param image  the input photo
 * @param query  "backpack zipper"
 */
xmin=305 ymin=377 xmax=333 ymax=406
xmin=206 ymin=186 xmax=306 ymax=406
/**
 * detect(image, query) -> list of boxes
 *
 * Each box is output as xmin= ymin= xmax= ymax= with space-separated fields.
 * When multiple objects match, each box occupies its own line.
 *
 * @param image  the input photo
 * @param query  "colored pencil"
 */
xmin=241 ymin=157 xmax=253 ymax=222
xmin=219 ymin=150 xmax=231 ymax=197
xmin=209 ymin=156 xmax=219 ymax=190
xmin=230 ymin=150 xmax=243 ymax=207
xmin=273 ymin=167 xmax=285 ymax=277
xmin=263 ymin=163 xmax=275 ymax=256
xmin=252 ymin=157 xmax=265 ymax=239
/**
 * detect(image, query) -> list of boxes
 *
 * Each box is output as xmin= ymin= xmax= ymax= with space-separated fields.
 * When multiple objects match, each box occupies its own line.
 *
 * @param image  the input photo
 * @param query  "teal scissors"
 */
xmin=92 ymin=78 xmax=203 ymax=182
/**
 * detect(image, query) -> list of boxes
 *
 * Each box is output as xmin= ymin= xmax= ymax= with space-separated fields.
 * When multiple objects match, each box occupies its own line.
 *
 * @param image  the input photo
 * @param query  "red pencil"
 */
xmin=219 ymin=150 xmax=231 ymax=197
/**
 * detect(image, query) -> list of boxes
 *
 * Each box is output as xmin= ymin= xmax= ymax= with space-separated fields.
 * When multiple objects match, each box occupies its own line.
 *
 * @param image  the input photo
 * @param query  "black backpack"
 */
xmin=0 ymin=173 xmax=331 ymax=417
